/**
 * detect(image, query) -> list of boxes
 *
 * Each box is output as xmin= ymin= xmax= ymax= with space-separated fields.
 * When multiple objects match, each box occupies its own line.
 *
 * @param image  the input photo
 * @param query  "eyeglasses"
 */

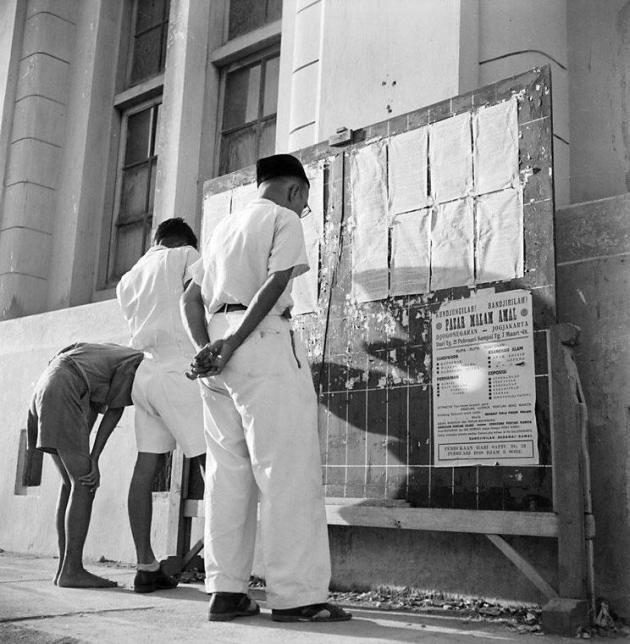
xmin=300 ymin=205 xmax=312 ymax=219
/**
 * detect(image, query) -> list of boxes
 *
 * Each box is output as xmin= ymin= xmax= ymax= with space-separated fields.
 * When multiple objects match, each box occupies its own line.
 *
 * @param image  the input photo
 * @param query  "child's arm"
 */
xmin=79 ymin=407 xmax=124 ymax=491
xmin=181 ymin=282 xmax=210 ymax=351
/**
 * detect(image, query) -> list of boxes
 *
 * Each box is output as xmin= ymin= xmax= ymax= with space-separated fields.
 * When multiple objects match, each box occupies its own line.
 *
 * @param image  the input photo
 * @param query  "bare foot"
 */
xmin=57 ymin=568 xmax=117 ymax=588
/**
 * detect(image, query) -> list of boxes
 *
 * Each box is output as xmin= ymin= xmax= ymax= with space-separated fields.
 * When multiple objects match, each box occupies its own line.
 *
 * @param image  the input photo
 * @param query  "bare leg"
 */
xmin=128 ymin=452 xmax=162 ymax=565
xmin=55 ymin=449 xmax=116 ymax=588
xmin=51 ymin=454 xmax=70 ymax=585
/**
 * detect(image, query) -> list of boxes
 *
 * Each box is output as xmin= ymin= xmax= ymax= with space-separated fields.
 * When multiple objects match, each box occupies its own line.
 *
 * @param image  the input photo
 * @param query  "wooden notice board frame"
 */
xmin=184 ymin=66 xmax=591 ymax=607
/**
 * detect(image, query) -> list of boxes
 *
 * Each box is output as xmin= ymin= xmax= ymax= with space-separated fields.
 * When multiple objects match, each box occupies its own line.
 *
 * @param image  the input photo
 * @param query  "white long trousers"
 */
xmin=199 ymin=312 xmax=331 ymax=609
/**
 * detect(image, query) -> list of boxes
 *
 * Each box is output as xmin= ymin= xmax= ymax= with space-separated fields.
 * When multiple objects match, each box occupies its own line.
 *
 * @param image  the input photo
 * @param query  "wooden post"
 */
xmin=162 ymin=446 xmax=188 ymax=574
xmin=549 ymin=323 xmax=587 ymax=599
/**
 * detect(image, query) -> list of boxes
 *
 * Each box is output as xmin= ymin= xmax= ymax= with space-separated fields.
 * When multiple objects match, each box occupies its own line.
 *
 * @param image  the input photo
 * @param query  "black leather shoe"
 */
xmin=208 ymin=592 xmax=260 ymax=621
xmin=133 ymin=565 xmax=178 ymax=593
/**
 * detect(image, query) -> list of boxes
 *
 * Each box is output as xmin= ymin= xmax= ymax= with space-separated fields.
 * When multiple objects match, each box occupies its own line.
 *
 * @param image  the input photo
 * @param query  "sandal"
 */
xmin=208 ymin=592 xmax=260 ymax=622
xmin=271 ymin=603 xmax=352 ymax=622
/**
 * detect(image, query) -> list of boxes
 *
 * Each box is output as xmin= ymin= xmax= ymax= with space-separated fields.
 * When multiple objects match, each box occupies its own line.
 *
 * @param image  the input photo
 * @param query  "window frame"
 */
xmin=105 ymin=95 xmax=162 ymax=286
xmin=126 ymin=0 xmax=171 ymax=88
xmin=215 ymin=44 xmax=281 ymax=177
xmin=225 ymin=0 xmax=282 ymax=42
xmin=95 ymin=0 xmax=171 ymax=293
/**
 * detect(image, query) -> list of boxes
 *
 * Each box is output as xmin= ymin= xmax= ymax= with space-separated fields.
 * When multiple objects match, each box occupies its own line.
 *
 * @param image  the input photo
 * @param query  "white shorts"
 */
xmin=131 ymin=357 xmax=205 ymax=457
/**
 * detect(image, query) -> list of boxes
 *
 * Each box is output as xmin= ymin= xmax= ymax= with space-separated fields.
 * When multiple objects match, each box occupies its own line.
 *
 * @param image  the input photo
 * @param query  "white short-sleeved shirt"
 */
xmin=117 ymin=245 xmax=200 ymax=364
xmin=191 ymin=198 xmax=309 ymax=315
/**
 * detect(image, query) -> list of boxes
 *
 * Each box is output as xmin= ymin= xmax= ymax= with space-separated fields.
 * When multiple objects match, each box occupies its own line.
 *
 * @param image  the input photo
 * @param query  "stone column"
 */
xmin=285 ymin=0 xmax=323 ymax=151
xmin=0 ymin=0 xmax=78 ymax=319
xmin=153 ymin=0 xmax=211 ymax=234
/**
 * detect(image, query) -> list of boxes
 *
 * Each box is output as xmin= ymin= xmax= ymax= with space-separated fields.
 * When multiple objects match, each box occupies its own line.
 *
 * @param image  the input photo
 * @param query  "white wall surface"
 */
xmin=0 ymin=300 xmax=170 ymax=563
xmin=567 ymin=0 xmax=630 ymax=203
xmin=317 ymin=0 xmax=463 ymax=141
xmin=278 ymin=0 xmax=466 ymax=152
xmin=478 ymin=0 xmax=569 ymax=206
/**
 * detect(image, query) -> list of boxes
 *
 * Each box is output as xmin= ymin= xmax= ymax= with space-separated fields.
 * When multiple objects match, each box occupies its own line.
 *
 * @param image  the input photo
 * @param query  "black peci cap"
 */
xmin=256 ymin=154 xmax=310 ymax=187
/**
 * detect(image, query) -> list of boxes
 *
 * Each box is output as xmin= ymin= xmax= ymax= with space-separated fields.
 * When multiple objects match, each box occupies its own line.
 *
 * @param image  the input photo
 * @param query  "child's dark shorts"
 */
xmin=27 ymin=357 xmax=91 ymax=455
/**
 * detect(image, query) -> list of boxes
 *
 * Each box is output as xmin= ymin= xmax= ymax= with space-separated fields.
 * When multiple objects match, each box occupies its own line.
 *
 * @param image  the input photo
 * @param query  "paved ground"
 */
xmin=0 ymin=551 xmax=575 ymax=643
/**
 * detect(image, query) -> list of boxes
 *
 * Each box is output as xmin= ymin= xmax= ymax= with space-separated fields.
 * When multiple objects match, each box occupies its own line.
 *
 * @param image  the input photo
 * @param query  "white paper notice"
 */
xmin=390 ymin=209 xmax=431 ymax=296
xmin=201 ymin=189 xmax=232 ymax=248
xmin=431 ymin=290 xmax=539 ymax=467
xmin=476 ymin=187 xmax=524 ymax=283
xmin=350 ymin=143 xmax=389 ymax=302
xmin=307 ymin=162 xmax=324 ymax=223
xmin=292 ymin=162 xmax=325 ymax=315
xmin=430 ymin=198 xmax=474 ymax=291
xmin=473 ymin=98 xmax=519 ymax=194
xmin=231 ymin=182 xmax=258 ymax=213
xmin=388 ymin=127 xmax=429 ymax=217
xmin=429 ymin=112 xmax=473 ymax=204
xmin=291 ymin=212 xmax=321 ymax=315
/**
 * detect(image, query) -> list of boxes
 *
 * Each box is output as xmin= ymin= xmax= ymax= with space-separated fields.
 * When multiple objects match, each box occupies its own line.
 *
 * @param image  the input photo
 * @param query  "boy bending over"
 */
xmin=27 ymin=342 xmax=143 ymax=588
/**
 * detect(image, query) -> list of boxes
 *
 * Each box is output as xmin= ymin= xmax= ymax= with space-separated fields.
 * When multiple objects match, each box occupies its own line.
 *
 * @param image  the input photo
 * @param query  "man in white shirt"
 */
xmin=117 ymin=218 xmax=206 ymax=593
xmin=181 ymin=154 xmax=351 ymax=623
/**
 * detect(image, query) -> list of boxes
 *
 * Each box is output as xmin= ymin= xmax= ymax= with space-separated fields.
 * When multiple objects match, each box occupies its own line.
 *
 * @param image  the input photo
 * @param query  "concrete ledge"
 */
xmin=542 ymin=597 xmax=589 ymax=635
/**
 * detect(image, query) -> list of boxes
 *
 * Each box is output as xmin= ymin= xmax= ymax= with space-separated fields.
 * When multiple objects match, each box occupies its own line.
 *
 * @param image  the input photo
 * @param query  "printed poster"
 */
xmin=430 ymin=198 xmax=474 ymax=291
xmin=473 ymin=97 xmax=519 ymax=195
xmin=476 ymin=187 xmax=524 ymax=283
xmin=431 ymin=289 xmax=539 ymax=467
xmin=350 ymin=142 xmax=389 ymax=302
xmin=429 ymin=112 xmax=473 ymax=204
xmin=291 ymin=162 xmax=325 ymax=315
xmin=201 ymin=189 xmax=232 ymax=248
xmin=390 ymin=209 xmax=431 ymax=296
xmin=388 ymin=127 xmax=430 ymax=217
xmin=231 ymin=182 xmax=258 ymax=213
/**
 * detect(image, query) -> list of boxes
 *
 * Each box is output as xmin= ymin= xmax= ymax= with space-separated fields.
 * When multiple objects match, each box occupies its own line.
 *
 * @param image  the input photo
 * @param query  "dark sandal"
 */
xmin=271 ymin=603 xmax=352 ymax=622
xmin=208 ymin=592 xmax=260 ymax=622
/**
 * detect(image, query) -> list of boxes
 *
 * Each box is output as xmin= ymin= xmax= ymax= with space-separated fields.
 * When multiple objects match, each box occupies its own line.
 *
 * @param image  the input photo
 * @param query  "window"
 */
xmin=110 ymin=100 xmax=161 ymax=280
xmin=103 ymin=0 xmax=170 ymax=286
xmin=227 ymin=0 xmax=282 ymax=40
xmin=218 ymin=51 xmax=280 ymax=175
xmin=129 ymin=0 xmax=170 ymax=85
xmin=212 ymin=0 xmax=282 ymax=177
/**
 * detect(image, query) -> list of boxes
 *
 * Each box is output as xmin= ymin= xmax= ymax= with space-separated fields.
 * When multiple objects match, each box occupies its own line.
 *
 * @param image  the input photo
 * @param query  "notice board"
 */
xmin=201 ymin=66 xmax=555 ymax=513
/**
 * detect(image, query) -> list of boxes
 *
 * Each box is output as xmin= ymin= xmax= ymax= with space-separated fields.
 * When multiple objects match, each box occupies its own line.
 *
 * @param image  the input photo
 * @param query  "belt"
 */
xmin=216 ymin=303 xmax=292 ymax=318
xmin=217 ymin=303 xmax=247 ymax=313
